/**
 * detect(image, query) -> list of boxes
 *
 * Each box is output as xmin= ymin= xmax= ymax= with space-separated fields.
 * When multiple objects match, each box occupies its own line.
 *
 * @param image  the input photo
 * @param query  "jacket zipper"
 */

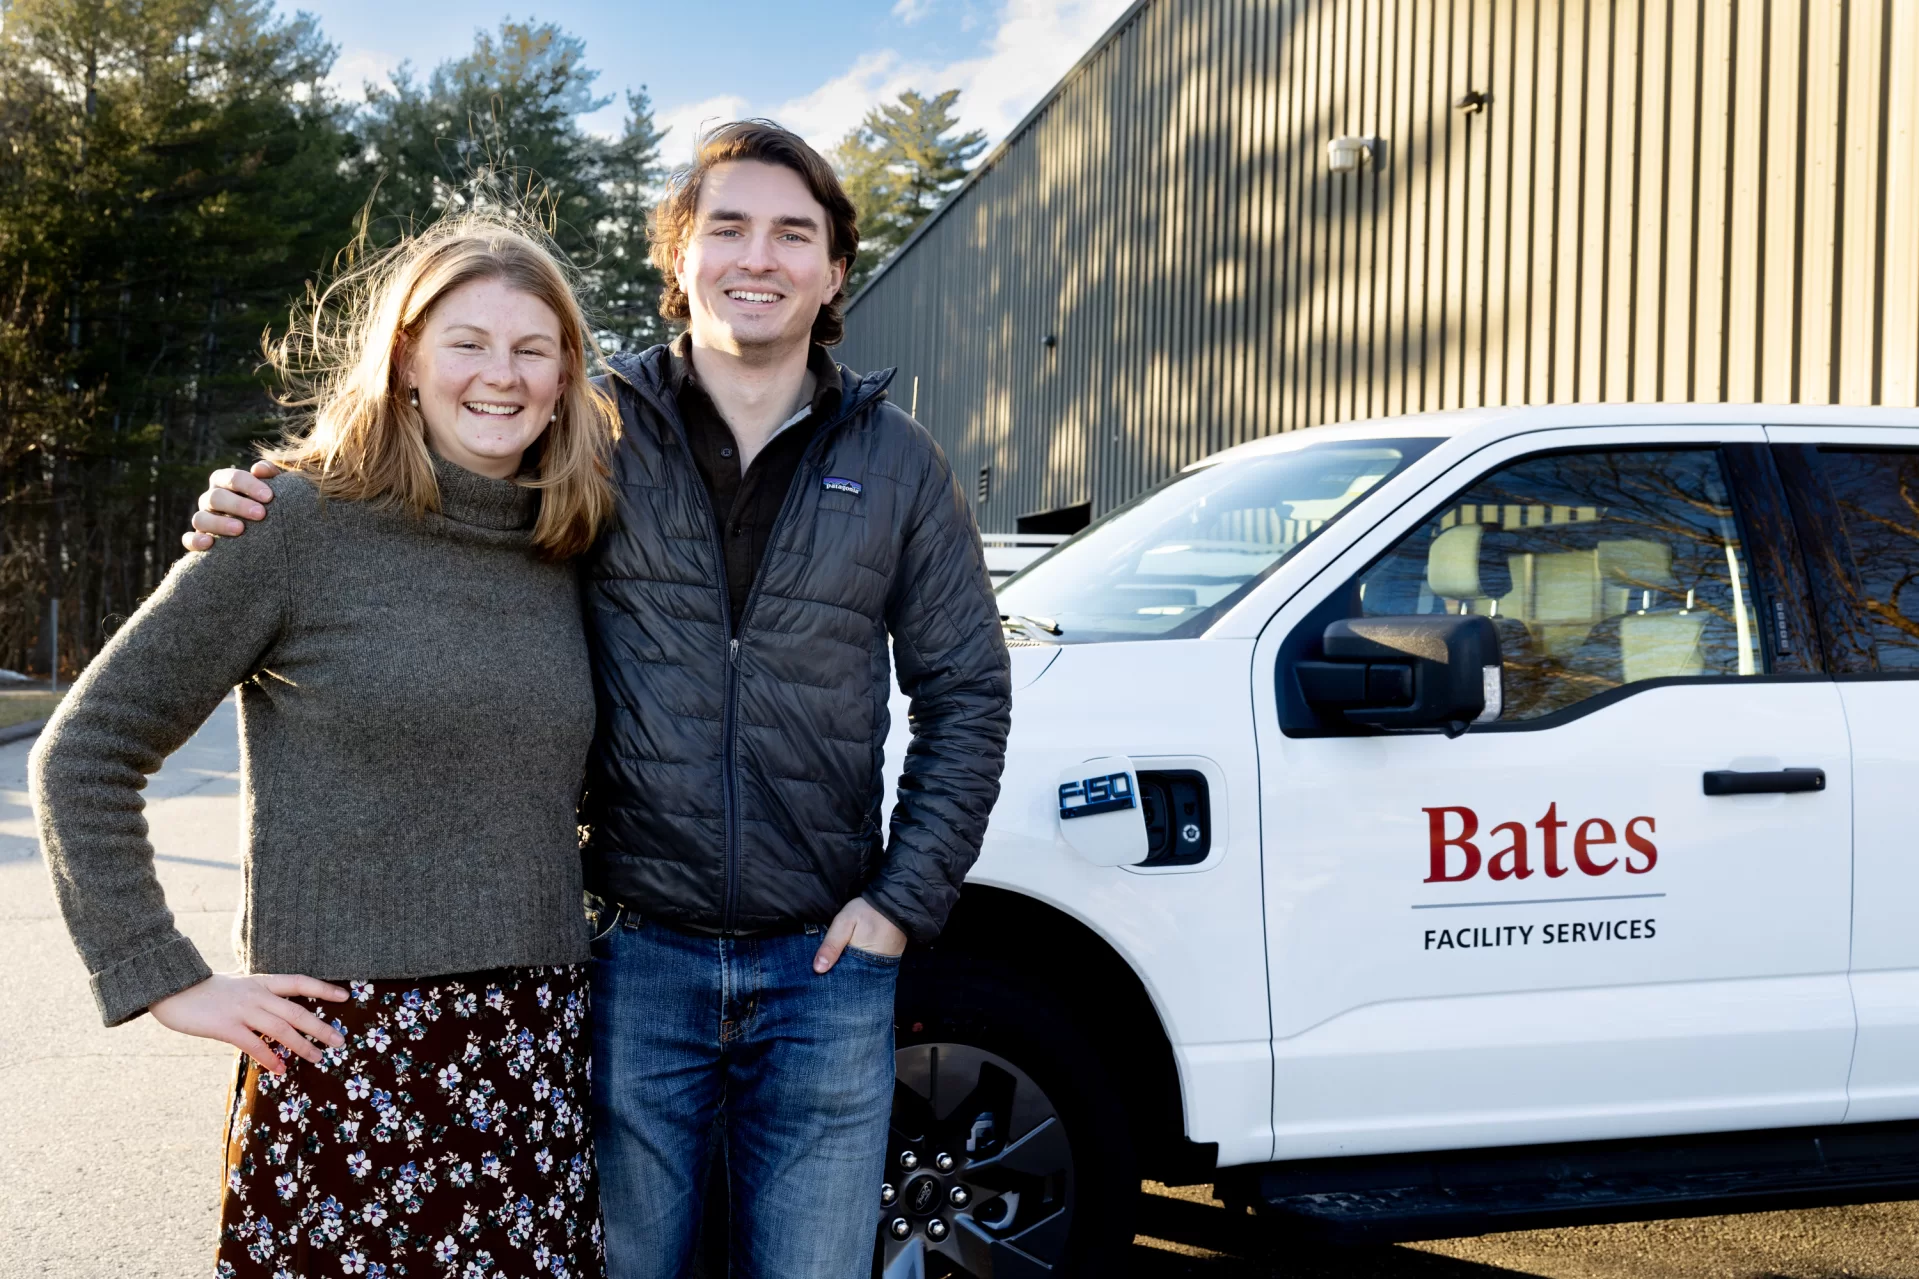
xmin=631 ymin=375 xmax=743 ymax=928
xmin=719 ymin=390 xmax=873 ymax=929
xmin=632 ymin=365 xmax=878 ymax=933
xmin=722 ymin=633 xmax=741 ymax=926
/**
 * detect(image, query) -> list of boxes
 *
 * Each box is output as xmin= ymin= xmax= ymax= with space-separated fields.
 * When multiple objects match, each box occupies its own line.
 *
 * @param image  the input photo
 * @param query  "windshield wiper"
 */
xmin=1000 ymin=612 xmax=1063 ymax=636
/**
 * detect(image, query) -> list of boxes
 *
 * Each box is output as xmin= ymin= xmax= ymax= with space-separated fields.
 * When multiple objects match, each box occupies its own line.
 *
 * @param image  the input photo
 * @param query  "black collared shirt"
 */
xmin=668 ymin=333 xmax=844 ymax=633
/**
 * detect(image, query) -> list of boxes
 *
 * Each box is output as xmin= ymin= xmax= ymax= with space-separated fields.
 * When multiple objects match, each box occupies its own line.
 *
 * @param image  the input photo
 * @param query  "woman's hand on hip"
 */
xmin=149 ymin=973 xmax=349 ymax=1074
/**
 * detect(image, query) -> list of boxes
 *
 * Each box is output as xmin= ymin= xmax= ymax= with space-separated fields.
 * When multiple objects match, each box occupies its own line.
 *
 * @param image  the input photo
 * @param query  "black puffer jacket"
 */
xmin=581 ymin=345 xmax=1011 ymax=943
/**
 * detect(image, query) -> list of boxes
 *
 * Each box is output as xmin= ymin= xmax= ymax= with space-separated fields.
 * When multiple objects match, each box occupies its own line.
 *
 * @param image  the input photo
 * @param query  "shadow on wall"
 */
xmin=846 ymin=0 xmax=1919 ymax=530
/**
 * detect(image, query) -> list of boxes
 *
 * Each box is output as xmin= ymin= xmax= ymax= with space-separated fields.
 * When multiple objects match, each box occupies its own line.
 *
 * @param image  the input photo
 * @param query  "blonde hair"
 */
xmin=263 ymin=213 xmax=617 ymax=559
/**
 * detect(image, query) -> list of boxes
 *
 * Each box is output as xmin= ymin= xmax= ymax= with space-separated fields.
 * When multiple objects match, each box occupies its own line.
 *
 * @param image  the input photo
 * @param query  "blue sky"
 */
xmin=292 ymin=0 xmax=1137 ymax=164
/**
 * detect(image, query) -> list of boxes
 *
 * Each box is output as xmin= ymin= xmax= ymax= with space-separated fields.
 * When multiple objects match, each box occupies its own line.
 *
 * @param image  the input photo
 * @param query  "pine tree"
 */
xmin=353 ymin=21 xmax=609 ymax=252
xmin=596 ymin=88 xmax=671 ymax=353
xmin=0 ymin=0 xmax=357 ymax=674
xmin=833 ymin=89 xmax=986 ymax=297
xmin=0 ymin=7 xmax=669 ymax=673
xmin=349 ymin=21 xmax=667 ymax=351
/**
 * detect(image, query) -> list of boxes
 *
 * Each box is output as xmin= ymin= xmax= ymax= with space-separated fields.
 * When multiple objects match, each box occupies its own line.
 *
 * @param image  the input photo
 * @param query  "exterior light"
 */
xmin=1326 ymin=136 xmax=1375 ymax=174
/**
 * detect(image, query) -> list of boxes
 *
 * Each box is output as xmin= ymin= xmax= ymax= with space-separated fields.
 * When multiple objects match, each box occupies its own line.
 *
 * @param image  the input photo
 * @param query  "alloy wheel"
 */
xmin=877 ymin=1043 xmax=1073 ymax=1278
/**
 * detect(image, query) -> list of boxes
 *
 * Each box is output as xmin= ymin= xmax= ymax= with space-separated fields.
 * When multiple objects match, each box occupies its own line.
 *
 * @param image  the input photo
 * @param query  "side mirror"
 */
xmin=1295 ymin=615 xmax=1502 ymax=737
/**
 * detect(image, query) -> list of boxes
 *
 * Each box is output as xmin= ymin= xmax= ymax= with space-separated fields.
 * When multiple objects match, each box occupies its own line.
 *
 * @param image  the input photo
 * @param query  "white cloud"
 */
xmin=656 ymin=93 xmax=755 ymax=163
xmin=941 ymin=0 xmax=1137 ymax=142
xmin=760 ymin=52 xmax=921 ymax=153
xmin=892 ymin=0 xmax=939 ymax=23
xmin=328 ymin=47 xmax=403 ymax=101
xmin=650 ymin=0 xmax=1137 ymax=167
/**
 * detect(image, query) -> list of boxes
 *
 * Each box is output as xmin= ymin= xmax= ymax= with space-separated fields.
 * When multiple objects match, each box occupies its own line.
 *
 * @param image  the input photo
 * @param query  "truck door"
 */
xmin=1253 ymin=426 xmax=1854 ymax=1160
xmin=1770 ymin=426 xmax=1919 ymax=1125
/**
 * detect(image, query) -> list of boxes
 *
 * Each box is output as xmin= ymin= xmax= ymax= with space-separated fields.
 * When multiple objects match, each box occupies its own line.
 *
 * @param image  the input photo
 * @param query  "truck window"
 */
xmin=995 ymin=439 xmax=1433 ymax=642
xmin=1808 ymin=448 xmax=1919 ymax=672
xmin=1352 ymin=449 xmax=1764 ymax=721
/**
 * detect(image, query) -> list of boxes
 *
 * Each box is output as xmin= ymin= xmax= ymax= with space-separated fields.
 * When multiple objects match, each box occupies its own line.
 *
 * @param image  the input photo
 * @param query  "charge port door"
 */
xmin=1139 ymin=770 xmax=1211 ymax=867
xmin=1058 ymin=758 xmax=1221 ymax=870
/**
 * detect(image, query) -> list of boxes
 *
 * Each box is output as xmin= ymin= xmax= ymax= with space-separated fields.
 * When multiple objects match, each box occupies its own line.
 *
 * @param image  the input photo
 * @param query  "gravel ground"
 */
xmin=5 ymin=712 xmax=1918 ymax=1277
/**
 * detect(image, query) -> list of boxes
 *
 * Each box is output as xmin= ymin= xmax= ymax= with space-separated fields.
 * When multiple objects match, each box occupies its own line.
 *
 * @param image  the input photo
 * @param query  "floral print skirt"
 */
xmin=216 ymin=965 xmax=603 ymax=1279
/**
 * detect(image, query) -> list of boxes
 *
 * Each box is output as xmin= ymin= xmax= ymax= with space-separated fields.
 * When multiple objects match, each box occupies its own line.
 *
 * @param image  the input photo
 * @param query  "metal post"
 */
xmin=48 ymin=598 xmax=58 ymax=695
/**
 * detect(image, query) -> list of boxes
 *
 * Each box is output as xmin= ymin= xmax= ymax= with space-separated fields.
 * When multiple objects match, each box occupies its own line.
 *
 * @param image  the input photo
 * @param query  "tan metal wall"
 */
xmin=839 ymin=0 xmax=1919 ymax=530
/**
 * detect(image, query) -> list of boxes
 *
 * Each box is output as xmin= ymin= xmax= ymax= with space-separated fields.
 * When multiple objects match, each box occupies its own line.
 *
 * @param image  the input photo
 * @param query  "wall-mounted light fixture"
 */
xmin=1325 ymin=136 xmax=1376 ymax=174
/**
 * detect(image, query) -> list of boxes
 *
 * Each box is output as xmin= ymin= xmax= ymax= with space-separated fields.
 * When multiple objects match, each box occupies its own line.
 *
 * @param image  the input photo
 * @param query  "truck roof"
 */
xmin=1188 ymin=403 xmax=1919 ymax=470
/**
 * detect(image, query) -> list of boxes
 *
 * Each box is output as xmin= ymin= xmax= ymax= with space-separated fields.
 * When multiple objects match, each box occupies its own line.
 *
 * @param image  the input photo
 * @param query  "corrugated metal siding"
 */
xmin=840 ymin=0 xmax=1919 ymax=531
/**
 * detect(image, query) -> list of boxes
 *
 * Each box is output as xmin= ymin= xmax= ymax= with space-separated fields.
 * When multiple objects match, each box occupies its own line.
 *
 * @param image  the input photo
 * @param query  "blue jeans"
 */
xmin=590 ymin=909 xmax=897 ymax=1279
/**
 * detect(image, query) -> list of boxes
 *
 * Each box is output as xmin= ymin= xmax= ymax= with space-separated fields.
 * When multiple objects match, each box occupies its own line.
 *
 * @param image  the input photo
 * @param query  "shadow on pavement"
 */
xmin=1130 ymin=1190 xmax=1542 ymax=1278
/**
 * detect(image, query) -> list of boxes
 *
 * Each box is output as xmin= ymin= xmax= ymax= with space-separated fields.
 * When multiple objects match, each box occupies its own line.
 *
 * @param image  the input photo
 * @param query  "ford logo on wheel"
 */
xmin=905 ymin=1174 xmax=940 ymax=1216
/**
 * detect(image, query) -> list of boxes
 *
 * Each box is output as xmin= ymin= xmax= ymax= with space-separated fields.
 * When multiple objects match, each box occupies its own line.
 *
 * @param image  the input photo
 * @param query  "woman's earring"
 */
xmin=549 ymin=411 xmax=557 ymax=423
xmin=409 ymin=387 xmax=419 ymax=408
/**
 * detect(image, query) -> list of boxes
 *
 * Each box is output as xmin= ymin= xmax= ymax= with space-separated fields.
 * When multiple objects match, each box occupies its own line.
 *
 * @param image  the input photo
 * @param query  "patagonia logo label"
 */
xmin=822 ymin=477 xmax=862 ymax=496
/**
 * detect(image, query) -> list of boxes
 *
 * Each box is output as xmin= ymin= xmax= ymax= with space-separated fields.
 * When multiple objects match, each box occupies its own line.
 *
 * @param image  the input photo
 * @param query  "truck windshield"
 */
xmin=996 ymin=438 xmax=1433 ymax=642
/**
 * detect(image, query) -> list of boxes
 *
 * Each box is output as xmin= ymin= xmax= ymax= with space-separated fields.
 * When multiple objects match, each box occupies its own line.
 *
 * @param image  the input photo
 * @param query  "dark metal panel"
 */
xmin=1486 ymin=0 xmax=1518 ymax=406
xmin=1385 ymin=0 xmax=1415 ymax=416
xmin=1627 ymin=0 xmax=1662 ymax=402
xmin=1599 ymin=0 xmax=1633 ymax=404
xmin=1888 ymin=2 xmax=1919 ymax=406
xmin=1464 ymin=0 xmax=1495 ymax=409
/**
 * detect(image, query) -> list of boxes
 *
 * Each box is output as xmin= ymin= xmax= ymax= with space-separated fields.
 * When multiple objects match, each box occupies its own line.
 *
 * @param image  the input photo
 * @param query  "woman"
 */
xmin=31 ymin=214 xmax=616 ymax=1278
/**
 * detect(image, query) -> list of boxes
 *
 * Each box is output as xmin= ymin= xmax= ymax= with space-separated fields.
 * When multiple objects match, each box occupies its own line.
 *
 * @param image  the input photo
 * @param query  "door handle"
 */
xmin=1702 ymin=768 xmax=1826 ymax=796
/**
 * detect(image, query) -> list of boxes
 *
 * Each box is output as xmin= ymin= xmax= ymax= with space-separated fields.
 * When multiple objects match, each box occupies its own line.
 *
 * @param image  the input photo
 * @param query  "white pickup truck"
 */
xmin=873 ymin=404 xmax=1919 ymax=1278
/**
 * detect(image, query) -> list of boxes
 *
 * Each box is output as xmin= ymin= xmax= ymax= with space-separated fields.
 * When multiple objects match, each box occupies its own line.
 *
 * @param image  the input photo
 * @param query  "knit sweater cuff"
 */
xmin=92 ymin=934 xmax=213 ymax=1028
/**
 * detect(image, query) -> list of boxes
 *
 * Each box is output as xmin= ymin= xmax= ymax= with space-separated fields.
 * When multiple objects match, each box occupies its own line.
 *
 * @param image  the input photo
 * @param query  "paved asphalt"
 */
xmin=5 ymin=709 xmax=1919 ymax=1277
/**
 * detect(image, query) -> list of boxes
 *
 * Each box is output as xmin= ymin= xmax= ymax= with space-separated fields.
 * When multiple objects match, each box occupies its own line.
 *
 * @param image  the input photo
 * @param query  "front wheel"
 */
xmin=877 ymin=962 xmax=1139 ymax=1277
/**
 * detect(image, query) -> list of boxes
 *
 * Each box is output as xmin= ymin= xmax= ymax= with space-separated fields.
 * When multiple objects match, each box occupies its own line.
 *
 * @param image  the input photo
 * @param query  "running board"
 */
xmin=1224 ymin=1119 xmax=1919 ymax=1243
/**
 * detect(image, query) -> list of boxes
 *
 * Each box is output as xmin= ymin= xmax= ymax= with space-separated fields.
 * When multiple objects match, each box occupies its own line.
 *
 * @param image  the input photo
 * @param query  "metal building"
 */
xmin=838 ymin=0 xmax=1919 ymax=533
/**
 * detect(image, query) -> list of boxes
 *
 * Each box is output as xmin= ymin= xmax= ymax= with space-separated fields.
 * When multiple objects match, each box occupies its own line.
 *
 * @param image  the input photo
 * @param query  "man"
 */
xmin=185 ymin=120 xmax=1012 ymax=1278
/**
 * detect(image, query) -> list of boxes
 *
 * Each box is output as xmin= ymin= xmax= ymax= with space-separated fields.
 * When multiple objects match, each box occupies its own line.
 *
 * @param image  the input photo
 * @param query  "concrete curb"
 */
xmin=0 ymin=717 xmax=48 ymax=746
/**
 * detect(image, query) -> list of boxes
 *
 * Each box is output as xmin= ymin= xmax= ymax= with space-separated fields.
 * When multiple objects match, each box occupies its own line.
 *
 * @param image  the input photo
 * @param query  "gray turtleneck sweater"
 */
xmin=31 ymin=459 xmax=596 ymax=1027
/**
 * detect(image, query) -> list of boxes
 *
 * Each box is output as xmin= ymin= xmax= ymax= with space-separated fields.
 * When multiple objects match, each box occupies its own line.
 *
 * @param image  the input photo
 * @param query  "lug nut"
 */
xmin=949 ymin=1185 xmax=971 ymax=1208
xmin=926 ymin=1218 xmax=949 ymax=1241
xmin=889 ymin=1217 xmax=912 ymax=1240
xmin=934 ymin=1151 xmax=956 ymax=1173
xmin=899 ymin=1151 xmax=920 ymax=1171
xmin=880 ymin=1183 xmax=896 ymax=1206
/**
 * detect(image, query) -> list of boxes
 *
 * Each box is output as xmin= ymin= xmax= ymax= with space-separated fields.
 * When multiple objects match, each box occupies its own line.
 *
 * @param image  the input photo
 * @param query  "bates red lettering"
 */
xmin=1624 ymin=816 xmax=1658 ymax=873
xmin=1536 ymin=802 xmax=1569 ymax=878
xmin=1574 ymin=818 xmax=1618 ymax=875
xmin=1421 ymin=805 xmax=1658 ymax=883
xmin=1486 ymin=822 xmax=1532 ymax=880
xmin=1423 ymin=806 xmax=1482 ymax=882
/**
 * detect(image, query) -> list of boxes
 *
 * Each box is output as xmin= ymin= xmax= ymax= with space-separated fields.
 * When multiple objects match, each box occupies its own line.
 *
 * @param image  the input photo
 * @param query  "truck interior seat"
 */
xmin=1425 ymin=522 xmax=1708 ymax=714
xmin=1424 ymin=524 xmax=1536 ymax=697
xmin=1594 ymin=538 xmax=1706 ymax=682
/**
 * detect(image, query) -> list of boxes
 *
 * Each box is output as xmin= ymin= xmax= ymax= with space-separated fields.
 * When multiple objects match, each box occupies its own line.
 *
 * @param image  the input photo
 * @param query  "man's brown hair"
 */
xmin=649 ymin=119 xmax=860 ymax=346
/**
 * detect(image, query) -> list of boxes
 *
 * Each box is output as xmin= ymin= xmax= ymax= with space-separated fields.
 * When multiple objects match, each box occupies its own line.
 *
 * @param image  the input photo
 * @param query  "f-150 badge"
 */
xmin=1057 ymin=756 xmax=1148 ymax=867
xmin=1059 ymin=771 xmax=1136 ymax=819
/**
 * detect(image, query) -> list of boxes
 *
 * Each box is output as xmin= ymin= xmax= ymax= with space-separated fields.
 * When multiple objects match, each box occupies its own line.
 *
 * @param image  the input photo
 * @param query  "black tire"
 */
xmin=877 ymin=956 xmax=1140 ymax=1278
